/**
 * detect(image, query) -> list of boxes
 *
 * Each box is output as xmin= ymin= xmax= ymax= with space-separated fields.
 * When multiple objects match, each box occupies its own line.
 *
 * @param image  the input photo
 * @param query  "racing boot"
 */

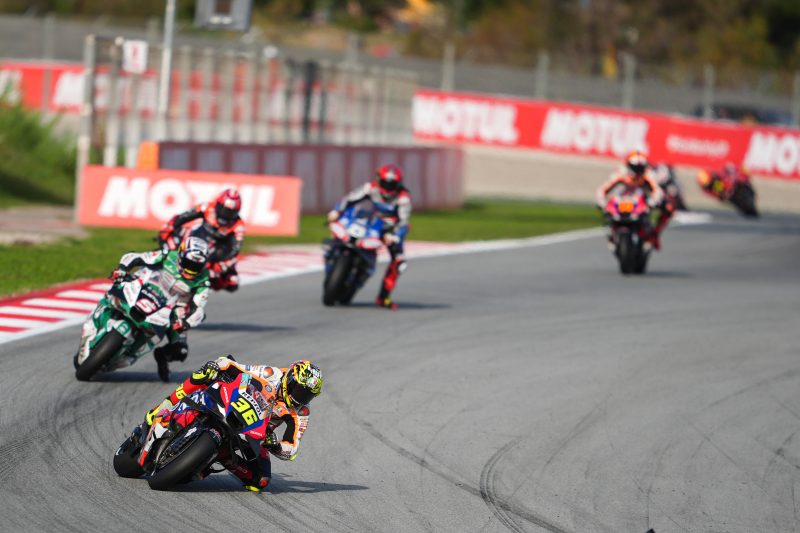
xmin=142 ymin=397 xmax=175 ymax=432
xmin=375 ymin=289 xmax=398 ymax=311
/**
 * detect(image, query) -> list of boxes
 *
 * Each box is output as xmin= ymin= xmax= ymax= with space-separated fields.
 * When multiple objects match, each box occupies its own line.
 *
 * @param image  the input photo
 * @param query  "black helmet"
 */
xmin=281 ymin=360 xmax=324 ymax=409
xmin=178 ymin=237 xmax=208 ymax=279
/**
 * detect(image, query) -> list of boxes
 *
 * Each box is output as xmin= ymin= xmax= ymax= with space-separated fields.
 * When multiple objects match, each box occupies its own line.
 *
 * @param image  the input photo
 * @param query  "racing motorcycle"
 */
xmin=322 ymin=205 xmax=385 ymax=306
xmin=697 ymin=168 xmax=758 ymax=217
xmin=159 ymin=219 xmax=238 ymax=291
xmin=114 ymin=371 xmax=274 ymax=490
xmin=602 ymin=190 xmax=653 ymax=275
xmin=74 ymin=268 xmax=181 ymax=381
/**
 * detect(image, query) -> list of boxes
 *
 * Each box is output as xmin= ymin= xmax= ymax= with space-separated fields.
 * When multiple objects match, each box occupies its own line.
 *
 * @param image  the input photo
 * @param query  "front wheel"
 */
xmin=75 ymin=329 xmax=124 ymax=381
xmin=323 ymin=252 xmax=353 ymax=306
xmin=114 ymin=428 xmax=145 ymax=478
xmin=616 ymin=233 xmax=636 ymax=275
xmin=148 ymin=431 xmax=217 ymax=491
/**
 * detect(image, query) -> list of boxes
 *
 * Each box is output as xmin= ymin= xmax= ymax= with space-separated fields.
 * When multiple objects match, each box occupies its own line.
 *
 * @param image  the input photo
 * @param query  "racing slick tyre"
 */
xmin=114 ymin=434 xmax=145 ymax=478
xmin=616 ymin=233 xmax=636 ymax=275
xmin=75 ymin=330 xmax=124 ymax=381
xmin=323 ymin=252 xmax=352 ymax=306
xmin=148 ymin=431 xmax=217 ymax=491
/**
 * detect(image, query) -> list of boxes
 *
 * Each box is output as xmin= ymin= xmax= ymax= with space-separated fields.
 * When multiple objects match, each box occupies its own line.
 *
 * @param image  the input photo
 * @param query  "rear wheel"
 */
xmin=148 ymin=431 xmax=217 ymax=491
xmin=323 ymin=252 xmax=352 ymax=306
xmin=75 ymin=329 xmax=124 ymax=381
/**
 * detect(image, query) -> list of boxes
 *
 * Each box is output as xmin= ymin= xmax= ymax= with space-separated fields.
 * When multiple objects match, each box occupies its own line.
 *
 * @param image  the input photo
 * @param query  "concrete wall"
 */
xmin=464 ymin=145 xmax=800 ymax=214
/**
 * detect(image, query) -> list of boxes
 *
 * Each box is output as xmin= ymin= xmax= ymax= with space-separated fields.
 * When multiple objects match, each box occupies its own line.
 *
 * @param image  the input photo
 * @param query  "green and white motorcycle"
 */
xmin=74 ymin=268 xmax=180 ymax=381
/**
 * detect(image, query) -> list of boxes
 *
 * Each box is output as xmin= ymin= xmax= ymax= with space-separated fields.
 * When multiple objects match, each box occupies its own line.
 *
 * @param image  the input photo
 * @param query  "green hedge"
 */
xmin=0 ymin=99 xmax=75 ymax=207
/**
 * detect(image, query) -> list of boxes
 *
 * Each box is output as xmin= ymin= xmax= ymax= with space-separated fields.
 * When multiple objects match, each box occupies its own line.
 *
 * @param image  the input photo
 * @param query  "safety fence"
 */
xmin=157 ymin=143 xmax=464 ymax=214
xmin=413 ymin=89 xmax=800 ymax=180
xmin=0 ymin=39 xmax=417 ymax=166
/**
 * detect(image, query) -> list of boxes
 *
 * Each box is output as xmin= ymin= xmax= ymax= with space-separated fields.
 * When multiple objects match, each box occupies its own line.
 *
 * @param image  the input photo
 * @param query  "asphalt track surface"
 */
xmin=1 ymin=211 xmax=798 ymax=533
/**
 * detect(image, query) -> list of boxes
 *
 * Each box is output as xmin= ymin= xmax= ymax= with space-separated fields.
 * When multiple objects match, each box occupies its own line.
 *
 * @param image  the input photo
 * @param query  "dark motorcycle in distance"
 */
xmin=697 ymin=167 xmax=758 ymax=218
xmin=322 ymin=205 xmax=385 ymax=306
xmin=602 ymin=190 xmax=653 ymax=275
xmin=113 ymin=372 xmax=274 ymax=491
xmin=653 ymin=163 xmax=688 ymax=211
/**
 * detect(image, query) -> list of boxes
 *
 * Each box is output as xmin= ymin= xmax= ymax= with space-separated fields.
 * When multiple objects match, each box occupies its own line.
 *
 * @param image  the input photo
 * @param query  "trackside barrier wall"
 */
xmin=157 ymin=143 xmax=464 ymax=214
xmin=413 ymin=89 xmax=800 ymax=180
xmin=77 ymin=165 xmax=302 ymax=236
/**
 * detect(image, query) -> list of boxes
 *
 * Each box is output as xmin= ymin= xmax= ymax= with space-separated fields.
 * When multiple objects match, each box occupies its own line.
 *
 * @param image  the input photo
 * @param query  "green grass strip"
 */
xmin=0 ymin=199 xmax=599 ymax=297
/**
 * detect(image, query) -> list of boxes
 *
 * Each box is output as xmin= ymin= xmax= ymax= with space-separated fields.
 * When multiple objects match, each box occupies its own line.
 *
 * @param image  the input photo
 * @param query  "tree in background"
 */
xmin=0 ymin=0 xmax=796 ymax=79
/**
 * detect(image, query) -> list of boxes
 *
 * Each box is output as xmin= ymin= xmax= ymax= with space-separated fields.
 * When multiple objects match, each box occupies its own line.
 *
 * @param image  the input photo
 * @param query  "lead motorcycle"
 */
xmin=113 ymin=371 xmax=274 ymax=490
xmin=602 ymin=190 xmax=653 ymax=275
xmin=322 ymin=205 xmax=385 ymax=306
xmin=74 ymin=267 xmax=182 ymax=381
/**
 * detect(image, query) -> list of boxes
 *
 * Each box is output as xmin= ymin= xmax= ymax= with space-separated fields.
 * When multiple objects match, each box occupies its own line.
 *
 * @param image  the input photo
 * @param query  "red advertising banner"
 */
xmin=413 ymin=89 xmax=800 ymax=180
xmin=78 ymin=166 xmax=302 ymax=236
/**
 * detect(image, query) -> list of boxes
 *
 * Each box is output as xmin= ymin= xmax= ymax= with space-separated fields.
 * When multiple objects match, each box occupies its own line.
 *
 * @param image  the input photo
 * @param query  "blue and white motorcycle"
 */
xmin=322 ymin=206 xmax=385 ymax=306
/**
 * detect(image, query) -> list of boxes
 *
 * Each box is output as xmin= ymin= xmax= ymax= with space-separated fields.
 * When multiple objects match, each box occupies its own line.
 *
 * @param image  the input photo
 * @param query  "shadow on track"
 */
xmin=197 ymin=323 xmax=295 ymax=333
xmin=166 ymin=473 xmax=368 ymax=494
xmin=344 ymin=302 xmax=452 ymax=311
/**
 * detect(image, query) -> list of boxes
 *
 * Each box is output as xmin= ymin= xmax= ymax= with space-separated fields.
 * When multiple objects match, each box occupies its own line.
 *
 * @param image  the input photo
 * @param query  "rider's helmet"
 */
xmin=214 ymin=188 xmax=242 ymax=228
xmin=376 ymin=164 xmax=403 ymax=200
xmin=697 ymin=169 xmax=713 ymax=189
xmin=625 ymin=150 xmax=649 ymax=179
xmin=178 ymin=237 xmax=209 ymax=280
xmin=280 ymin=360 xmax=324 ymax=410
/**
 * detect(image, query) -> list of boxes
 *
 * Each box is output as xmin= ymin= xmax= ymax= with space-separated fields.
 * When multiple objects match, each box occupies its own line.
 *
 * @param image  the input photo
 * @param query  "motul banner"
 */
xmin=78 ymin=166 xmax=302 ymax=236
xmin=413 ymin=89 xmax=800 ymax=180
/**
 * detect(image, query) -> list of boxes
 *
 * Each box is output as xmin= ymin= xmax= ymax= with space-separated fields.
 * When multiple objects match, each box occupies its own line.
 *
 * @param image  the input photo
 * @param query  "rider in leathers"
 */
xmin=143 ymin=356 xmax=324 ymax=492
xmin=158 ymin=188 xmax=245 ymax=292
xmin=596 ymin=150 xmax=666 ymax=250
xmin=327 ymin=164 xmax=411 ymax=310
xmin=111 ymin=237 xmax=210 ymax=381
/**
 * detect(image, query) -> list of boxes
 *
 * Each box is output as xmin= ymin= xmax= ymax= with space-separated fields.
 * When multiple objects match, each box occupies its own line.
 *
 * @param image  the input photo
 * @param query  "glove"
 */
xmin=171 ymin=319 xmax=188 ymax=333
xmin=327 ymin=210 xmax=340 ymax=223
xmin=110 ymin=268 xmax=128 ymax=282
xmin=264 ymin=432 xmax=281 ymax=454
xmin=200 ymin=360 xmax=219 ymax=380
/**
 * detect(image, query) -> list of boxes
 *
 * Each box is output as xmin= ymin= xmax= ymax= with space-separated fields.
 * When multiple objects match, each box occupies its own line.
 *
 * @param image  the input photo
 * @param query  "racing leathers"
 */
xmin=596 ymin=166 xmax=666 ymax=249
xmin=330 ymin=180 xmax=412 ymax=308
xmin=145 ymin=356 xmax=311 ymax=492
xmin=113 ymin=249 xmax=210 ymax=372
xmin=158 ymin=202 xmax=246 ymax=292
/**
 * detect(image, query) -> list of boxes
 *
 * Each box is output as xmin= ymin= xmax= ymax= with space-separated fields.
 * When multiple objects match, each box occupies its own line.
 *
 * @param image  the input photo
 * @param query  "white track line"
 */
xmin=0 ymin=316 xmax=53 ymax=327
xmin=22 ymin=298 xmax=98 ymax=311
xmin=0 ymin=306 xmax=86 ymax=318
xmin=0 ymin=221 xmax=714 ymax=347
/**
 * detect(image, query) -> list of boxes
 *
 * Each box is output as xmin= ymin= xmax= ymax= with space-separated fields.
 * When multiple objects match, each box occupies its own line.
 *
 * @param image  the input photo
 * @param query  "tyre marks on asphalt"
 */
xmin=479 ymin=438 xmax=528 ymax=533
xmin=328 ymin=388 xmax=572 ymax=533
